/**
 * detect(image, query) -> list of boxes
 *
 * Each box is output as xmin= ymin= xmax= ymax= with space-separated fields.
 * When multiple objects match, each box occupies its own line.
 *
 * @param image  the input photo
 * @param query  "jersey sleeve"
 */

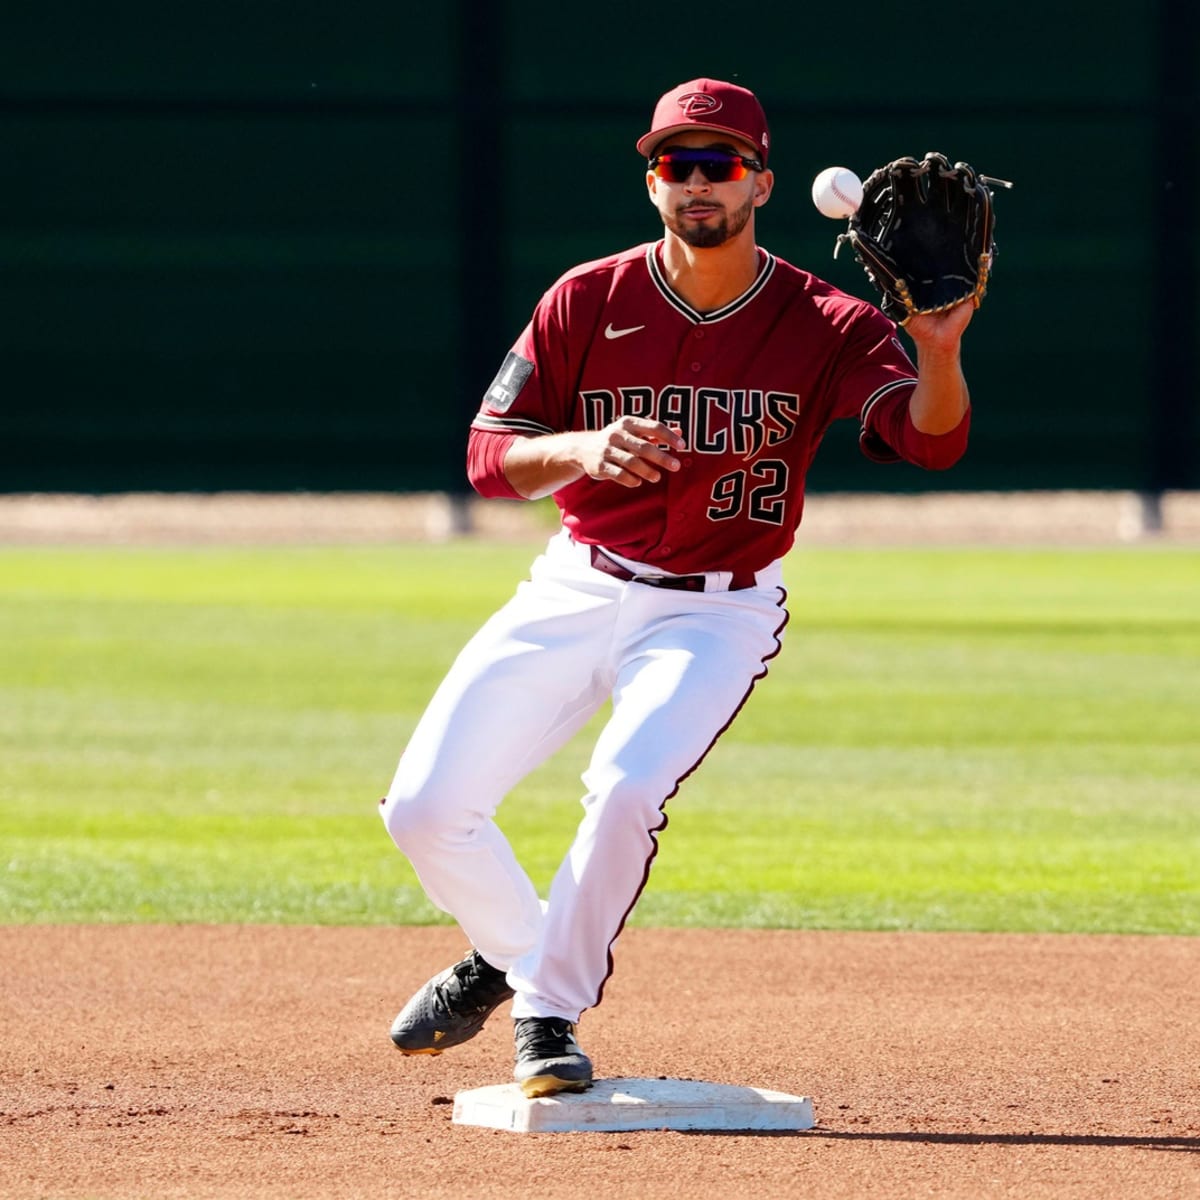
xmin=466 ymin=428 xmax=523 ymax=498
xmin=860 ymin=389 xmax=971 ymax=469
xmin=830 ymin=305 xmax=969 ymax=470
xmin=470 ymin=279 xmax=582 ymax=441
xmin=465 ymin=276 xmax=588 ymax=497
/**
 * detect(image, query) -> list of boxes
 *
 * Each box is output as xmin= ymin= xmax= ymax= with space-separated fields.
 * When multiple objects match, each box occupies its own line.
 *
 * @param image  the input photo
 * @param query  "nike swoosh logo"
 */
xmin=604 ymin=323 xmax=646 ymax=340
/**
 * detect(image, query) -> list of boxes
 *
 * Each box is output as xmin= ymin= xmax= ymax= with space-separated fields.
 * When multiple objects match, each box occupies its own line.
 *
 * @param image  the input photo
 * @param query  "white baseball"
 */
xmin=811 ymin=166 xmax=863 ymax=219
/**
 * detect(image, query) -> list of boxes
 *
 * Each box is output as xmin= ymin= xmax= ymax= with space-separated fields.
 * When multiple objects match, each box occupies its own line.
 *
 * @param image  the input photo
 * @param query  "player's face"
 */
xmin=646 ymin=130 xmax=773 ymax=249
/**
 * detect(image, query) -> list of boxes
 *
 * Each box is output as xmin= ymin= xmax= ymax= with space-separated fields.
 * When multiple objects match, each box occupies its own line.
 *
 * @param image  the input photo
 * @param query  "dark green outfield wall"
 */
xmin=1 ymin=1 xmax=1195 ymax=494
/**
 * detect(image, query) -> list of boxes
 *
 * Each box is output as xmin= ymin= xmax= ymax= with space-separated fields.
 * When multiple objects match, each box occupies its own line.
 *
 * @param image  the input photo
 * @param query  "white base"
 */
xmin=452 ymin=1077 xmax=815 ymax=1134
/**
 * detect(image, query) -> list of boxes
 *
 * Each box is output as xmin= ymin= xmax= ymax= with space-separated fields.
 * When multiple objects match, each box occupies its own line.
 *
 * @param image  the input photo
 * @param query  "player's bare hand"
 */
xmin=904 ymin=299 xmax=975 ymax=351
xmin=579 ymin=417 xmax=686 ymax=488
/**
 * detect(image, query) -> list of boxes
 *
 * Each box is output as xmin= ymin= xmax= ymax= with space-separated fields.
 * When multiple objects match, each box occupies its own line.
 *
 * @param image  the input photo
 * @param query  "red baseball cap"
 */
xmin=636 ymin=78 xmax=770 ymax=164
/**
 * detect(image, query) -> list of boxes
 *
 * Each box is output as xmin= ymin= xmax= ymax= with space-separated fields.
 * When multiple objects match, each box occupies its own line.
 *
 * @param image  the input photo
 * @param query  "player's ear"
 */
xmin=753 ymin=168 xmax=774 ymax=208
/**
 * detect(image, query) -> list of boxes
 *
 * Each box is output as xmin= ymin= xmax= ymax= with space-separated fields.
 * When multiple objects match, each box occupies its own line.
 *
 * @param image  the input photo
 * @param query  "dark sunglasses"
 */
xmin=649 ymin=148 xmax=764 ymax=183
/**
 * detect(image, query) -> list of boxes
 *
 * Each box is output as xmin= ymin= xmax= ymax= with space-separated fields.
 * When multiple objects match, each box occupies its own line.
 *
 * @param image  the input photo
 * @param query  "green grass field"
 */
xmin=2 ymin=540 xmax=1197 ymax=933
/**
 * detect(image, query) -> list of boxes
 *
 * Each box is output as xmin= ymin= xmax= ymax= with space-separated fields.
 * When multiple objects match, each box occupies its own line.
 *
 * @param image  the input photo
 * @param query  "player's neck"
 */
xmin=659 ymin=230 xmax=762 ymax=315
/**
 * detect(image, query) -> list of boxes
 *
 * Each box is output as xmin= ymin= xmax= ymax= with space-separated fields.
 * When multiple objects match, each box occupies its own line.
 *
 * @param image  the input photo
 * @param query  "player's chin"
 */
xmin=672 ymin=217 xmax=729 ymax=249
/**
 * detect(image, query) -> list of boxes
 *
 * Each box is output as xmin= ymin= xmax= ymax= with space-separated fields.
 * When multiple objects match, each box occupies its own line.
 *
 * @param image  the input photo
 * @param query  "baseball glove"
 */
xmin=836 ymin=151 xmax=1012 ymax=325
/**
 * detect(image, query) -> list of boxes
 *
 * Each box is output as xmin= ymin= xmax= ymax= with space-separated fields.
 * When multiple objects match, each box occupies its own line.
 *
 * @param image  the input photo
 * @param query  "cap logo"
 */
xmin=678 ymin=92 xmax=722 ymax=117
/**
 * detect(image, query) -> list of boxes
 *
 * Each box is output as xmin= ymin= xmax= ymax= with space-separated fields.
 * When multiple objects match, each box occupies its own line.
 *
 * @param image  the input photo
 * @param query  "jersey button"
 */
xmin=690 ymin=362 xmax=701 ymax=372
xmin=660 ymin=545 xmax=673 ymax=555
xmin=694 ymin=329 xmax=705 ymax=340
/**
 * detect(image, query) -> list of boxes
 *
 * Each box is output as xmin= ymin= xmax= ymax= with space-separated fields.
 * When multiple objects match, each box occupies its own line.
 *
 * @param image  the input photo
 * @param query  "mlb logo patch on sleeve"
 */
xmin=484 ymin=352 xmax=534 ymax=412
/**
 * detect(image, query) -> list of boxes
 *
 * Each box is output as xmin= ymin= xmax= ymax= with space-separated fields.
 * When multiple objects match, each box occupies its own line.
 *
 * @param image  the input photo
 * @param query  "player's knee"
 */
xmin=584 ymin=771 xmax=668 ymax=829
xmin=380 ymin=772 xmax=493 ymax=854
xmin=379 ymin=784 xmax=447 ymax=852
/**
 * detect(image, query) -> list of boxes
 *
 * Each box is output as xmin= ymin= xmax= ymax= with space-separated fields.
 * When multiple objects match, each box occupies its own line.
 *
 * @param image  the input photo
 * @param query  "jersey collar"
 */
xmin=645 ymin=241 xmax=776 ymax=324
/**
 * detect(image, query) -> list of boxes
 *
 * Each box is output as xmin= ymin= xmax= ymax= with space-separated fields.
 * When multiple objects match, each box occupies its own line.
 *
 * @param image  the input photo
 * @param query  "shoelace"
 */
xmin=514 ymin=1019 xmax=578 ymax=1057
xmin=436 ymin=953 xmax=511 ymax=1014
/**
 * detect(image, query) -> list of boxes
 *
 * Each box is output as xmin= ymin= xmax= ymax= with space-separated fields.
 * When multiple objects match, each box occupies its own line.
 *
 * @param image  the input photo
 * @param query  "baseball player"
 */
xmin=381 ymin=78 xmax=973 ymax=1098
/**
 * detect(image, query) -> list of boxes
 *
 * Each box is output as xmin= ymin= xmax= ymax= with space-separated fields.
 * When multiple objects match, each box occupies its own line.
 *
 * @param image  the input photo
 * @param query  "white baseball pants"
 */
xmin=380 ymin=530 xmax=788 ymax=1022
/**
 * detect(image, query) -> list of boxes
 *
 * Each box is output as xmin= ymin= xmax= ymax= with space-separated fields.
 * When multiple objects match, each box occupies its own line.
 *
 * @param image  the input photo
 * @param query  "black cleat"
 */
xmin=390 ymin=949 xmax=515 ymax=1055
xmin=513 ymin=1017 xmax=594 ymax=1098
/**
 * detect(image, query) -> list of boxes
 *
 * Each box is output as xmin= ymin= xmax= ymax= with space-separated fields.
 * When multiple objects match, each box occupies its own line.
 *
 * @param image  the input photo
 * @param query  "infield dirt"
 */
xmin=2 ymin=925 xmax=1197 ymax=1199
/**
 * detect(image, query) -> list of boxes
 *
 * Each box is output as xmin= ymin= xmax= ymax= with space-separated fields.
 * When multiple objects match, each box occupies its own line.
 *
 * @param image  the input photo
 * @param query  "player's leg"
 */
xmin=507 ymin=582 xmax=788 ymax=1021
xmin=383 ymin=542 xmax=624 ymax=1055
xmin=380 ymin=543 xmax=620 ymax=969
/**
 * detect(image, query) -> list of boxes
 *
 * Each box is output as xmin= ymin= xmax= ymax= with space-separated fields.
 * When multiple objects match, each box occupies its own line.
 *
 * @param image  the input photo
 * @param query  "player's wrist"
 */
xmin=503 ymin=432 xmax=589 ymax=499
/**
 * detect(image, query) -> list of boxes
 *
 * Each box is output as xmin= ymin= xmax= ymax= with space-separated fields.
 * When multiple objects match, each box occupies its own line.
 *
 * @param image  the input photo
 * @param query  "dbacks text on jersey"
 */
xmin=580 ymin=385 xmax=800 ymax=460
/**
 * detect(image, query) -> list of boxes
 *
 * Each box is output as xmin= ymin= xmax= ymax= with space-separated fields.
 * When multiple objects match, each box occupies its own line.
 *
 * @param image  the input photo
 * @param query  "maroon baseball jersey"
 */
xmin=468 ymin=241 xmax=969 ymax=575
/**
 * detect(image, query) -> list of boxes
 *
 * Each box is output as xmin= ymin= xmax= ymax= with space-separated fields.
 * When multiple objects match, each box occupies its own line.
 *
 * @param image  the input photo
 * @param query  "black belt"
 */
xmin=589 ymin=545 xmax=755 ymax=592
